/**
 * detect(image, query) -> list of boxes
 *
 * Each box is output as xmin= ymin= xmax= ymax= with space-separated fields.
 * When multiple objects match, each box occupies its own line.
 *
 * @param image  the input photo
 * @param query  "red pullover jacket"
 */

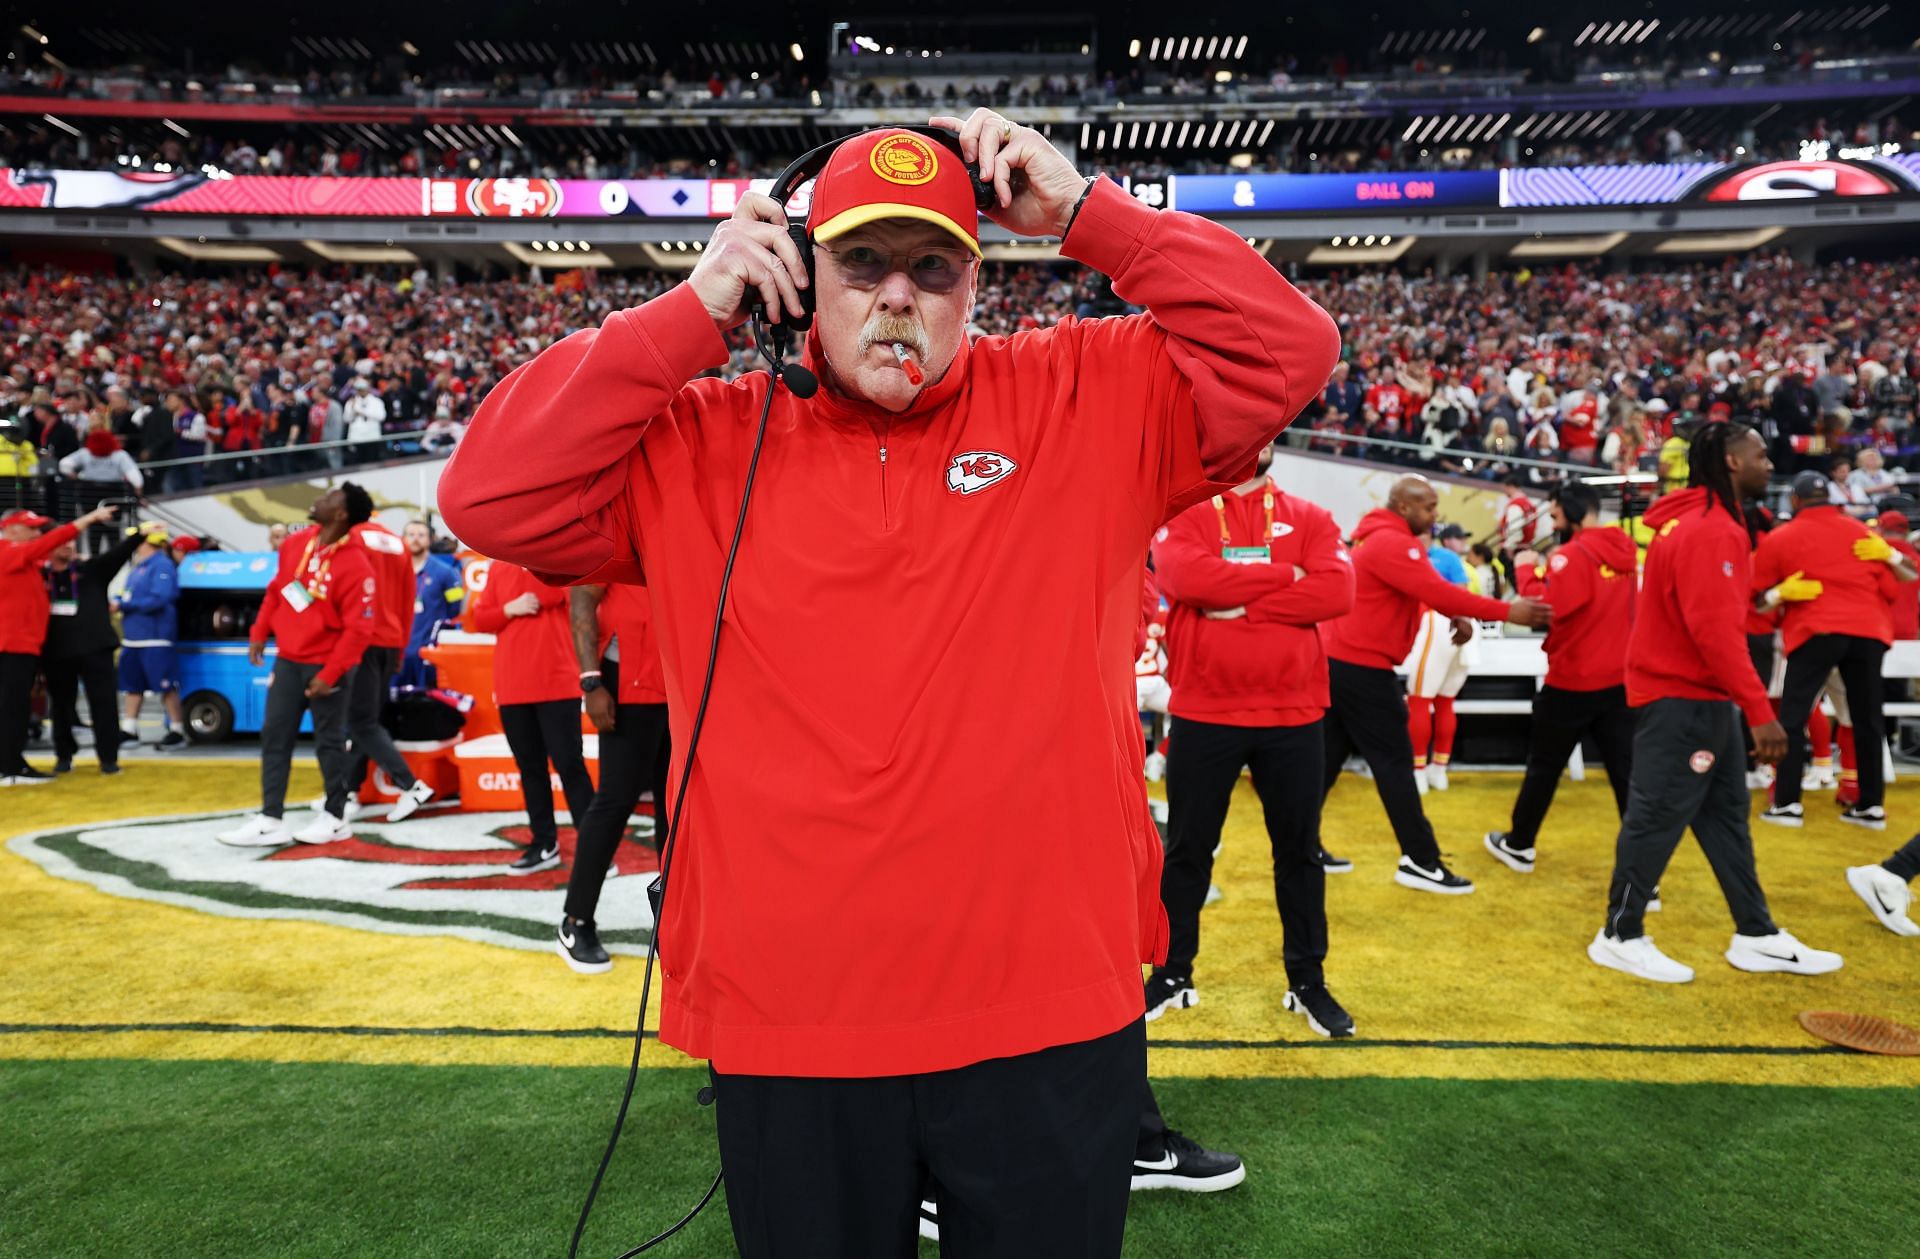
xmin=1516 ymin=525 xmax=1639 ymax=691
xmin=438 ymin=177 xmax=1340 ymax=1077
xmin=0 ymin=522 xmax=76 ymax=654
xmin=469 ymin=561 xmax=579 ymax=706
xmin=1626 ymin=487 xmax=1773 ymax=726
xmin=1151 ymin=480 xmax=1354 ymax=725
xmin=1751 ymin=504 xmax=1899 ymax=654
xmin=349 ymin=520 xmax=413 ymax=650
xmin=599 ymin=582 xmax=667 ymax=705
xmin=251 ymin=529 xmax=376 ymax=686
xmin=1323 ymin=509 xmax=1511 ymax=669
xmin=1890 ymin=536 xmax=1919 ymax=640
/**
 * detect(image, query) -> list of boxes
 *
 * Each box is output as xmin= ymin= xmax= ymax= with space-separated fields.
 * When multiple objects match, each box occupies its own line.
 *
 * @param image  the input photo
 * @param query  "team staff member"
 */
xmin=1146 ymin=447 xmax=1357 ymax=1037
xmin=469 ymin=559 xmax=596 ymax=876
xmin=40 ymin=519 xmax=142 ymax=774
xmin=1 ymin=504 xmax=118 ymax=784
xmin=1589 ymin=424 xmax=1841 ymax=984
xmin=217 ymin=485 xmax=378 ymax=848
xmin=1753 ymin=471 xmax=1910 ymax=830
xmin=398 ymin=519 xmax=464 ymax=691
xmin=1321 ymin=476 xmax=1552 ymax=895
xmin=343 ymin=516 xmax=437 ymax=821
xmin=1486 ymin=483 xmax=1639 ymax=873
xmin=554 ymin=581 xmax=672 ymax=974
xmin=116 ymin=527 xmax=187 ymax=750
xmin=439 ymin=107 xmax=1338 ymax=1256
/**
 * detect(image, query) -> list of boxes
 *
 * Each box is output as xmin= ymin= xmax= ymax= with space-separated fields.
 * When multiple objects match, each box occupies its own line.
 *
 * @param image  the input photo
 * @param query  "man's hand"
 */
xmin=1854 ymin=534 xmax=1895 ymax=564
xmin=1514 ymin=548 xmax=1542 ymax=573
xmin=1449 ymin=615 xmax=1474 ymax=646
xmin=686 ymin=192 xmax=811 ymax=330
xmin=1505 ymin=597 xmax=1553 ymax=629
xmin=1204 ymin=606 xmax=1248 ymax=621
xmin=248 ymin=640 xmax=266 ymax=668
xmin=585 ymin=686 xmax=617 ymax=735
xmin=503 ymin=592 xmax=542 ymax=618
xmin=78 ymin=503 xmax=119 ymax=528
xmin=305 ymin=673 xmax=337 ymax=700
xmin=1751 ymin=719 xmax=1789 ymax=765
xmin=928 ymin=110 xmax=1088 ymax=238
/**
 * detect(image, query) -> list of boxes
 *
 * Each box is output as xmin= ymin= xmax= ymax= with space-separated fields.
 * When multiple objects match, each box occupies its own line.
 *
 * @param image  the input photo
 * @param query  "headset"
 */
xmin=569 ymin=125 xmax=999 ymax=1259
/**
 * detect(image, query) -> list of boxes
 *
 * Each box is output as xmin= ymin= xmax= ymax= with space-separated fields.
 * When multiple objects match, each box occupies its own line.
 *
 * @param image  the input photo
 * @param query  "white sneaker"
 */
xmin=1587 ymin=929 xmax=1694 ymax=983
xmin=217 ymin=813 xmax=293 ymax=847
xmin=1745 ymin=766 xmax=1775 ymax=791
xmin=1414 ymin=767 xmax=1430 ymax=796
xmin=385 ymin=780 xmax=435 ymax=823
xmin=1759 ymin=802 xmax=1804 ymax=828
xmin=1801 ymin=766 xmax=1834 ymax=791
xmin=1846 ymin=865 xmax=1920 ymax=937
xmin=1426 ymin=763 xmax=1450 ymax=792
xmin=0 ymin=774 xmax=55 ymax=787
xmin=308 ymin=795 xmax=360 ymax=823
xmin=1150 ymin=796 xmax=1169 ymax=825
xmin=291 ymin=811 xmax=352 ymax=844
xmin=1203 ymin=883 xmax=1223 ymax=907
xmin=1143 ymin=751 xmax=1166 ymax=782
xmin=1725 ymin=929 xmax=1843 ymax=975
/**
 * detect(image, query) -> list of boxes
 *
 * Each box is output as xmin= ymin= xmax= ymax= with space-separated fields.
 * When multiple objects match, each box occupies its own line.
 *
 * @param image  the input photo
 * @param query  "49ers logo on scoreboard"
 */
xmin=946 ymin=450 xmax=1019 ymax=496
xmin=1689 ymin=160 xmax=1912 ymax=202
xmin=463 ymin=177 xmax=563 ymax=218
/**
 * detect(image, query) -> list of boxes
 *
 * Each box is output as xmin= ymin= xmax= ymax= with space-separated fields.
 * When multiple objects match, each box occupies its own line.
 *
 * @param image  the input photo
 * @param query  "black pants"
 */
xmin=563 ymin=657 xmax=671 ymax=923
xmin=1742 ymin=633 xmax=1775 ymax=769
xmin=1507 ymin=684 xmax=1635 ymax=848
xmin=497 ymin=699 xmax=595 ymax=848
xmin=1321 ymin=659 xmax=1442 ymax=867
xmin=260 ymin=658 xmax=355 ymax=820
xmin=1163 ymin=715 xmax=1327 ymax=985
xmin=0 ymin=651 xmax=37 ymax=774
xmin=1885 ymin=834 xmax=1920 ymax=882
xmin=1604 ymin=698 xmax=1776 ymax=942
xmin=42 ymin=650 xmax=121 ymax=769
xmin=1774 ymin=633 xmax=1887 ymax=810
xmin=715 ymin=1020 xmax=1143 ymax=1259
xmin=344 ymin=645 xmax=416 ymax=793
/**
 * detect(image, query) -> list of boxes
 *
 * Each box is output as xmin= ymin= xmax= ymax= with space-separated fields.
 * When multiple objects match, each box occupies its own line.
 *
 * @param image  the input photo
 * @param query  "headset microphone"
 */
xmin=757 ymin=319 xmax=818 ymax=399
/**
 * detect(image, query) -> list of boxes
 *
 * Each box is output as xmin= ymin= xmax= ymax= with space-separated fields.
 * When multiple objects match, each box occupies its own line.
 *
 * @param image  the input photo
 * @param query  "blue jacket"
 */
xmin=119 ymin=551 xmax=179 ymax=644
xmin=1427 ymin=543 xmax=1471 ymax=589
xmin=406 ymin=554 xmax=466 ymax=655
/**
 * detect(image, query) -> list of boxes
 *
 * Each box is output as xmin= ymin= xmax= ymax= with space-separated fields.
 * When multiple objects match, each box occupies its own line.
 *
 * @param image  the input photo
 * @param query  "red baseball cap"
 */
xmin=1877 ymin=510 xmax=1909 ymax=534
xmin=807 ymin=130 xmax=982 ymax=258
xmin=171 ymin=536 xmax=203 ymax=555
xmin=1 ymin=508 xmax=50 ymax=529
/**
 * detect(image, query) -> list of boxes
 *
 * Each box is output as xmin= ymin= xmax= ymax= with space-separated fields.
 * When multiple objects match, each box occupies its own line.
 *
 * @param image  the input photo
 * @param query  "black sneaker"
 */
xmin=555 ymin=916 xmax=611 ymax=974
xmin=1316 ymin=847 xmax=1353 ymax=874
xmin=508 ymin=842 xmax=560 ymax=875
xmin=100 ymin=763 xmax=122 ymax=776
xmin=53 ymin=758 xmax=73 ymax=774
xmin=1132 ymin=1129 xmax=1246 ymax=1192
xmin=9 ymin=764 xmax=53 ymax=781
xmin=1483 ymin=831 xmax=1536 ymax=874
xmin=156 ymin=730 xmax=187 ymax=751
xmin=1394 ymin=855 xmax=1474 ymax=895
xmin=1839 ymin=805 xmax=1888 ymax=831
xmin=1283 ymin=982 xmax=1356 ymax=1038
xmin=1143 ymin=968 xmax=1197 ymax=1022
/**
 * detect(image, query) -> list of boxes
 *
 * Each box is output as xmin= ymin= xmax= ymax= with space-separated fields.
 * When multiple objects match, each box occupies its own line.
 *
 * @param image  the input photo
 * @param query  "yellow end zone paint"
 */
xmin=2 ymin=763 xmax=1915 ymax=1086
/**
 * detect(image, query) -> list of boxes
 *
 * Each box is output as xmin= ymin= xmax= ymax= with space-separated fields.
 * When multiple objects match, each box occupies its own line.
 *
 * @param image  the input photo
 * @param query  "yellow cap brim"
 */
xmin=812 ymin=204 xmax=982 ymax=258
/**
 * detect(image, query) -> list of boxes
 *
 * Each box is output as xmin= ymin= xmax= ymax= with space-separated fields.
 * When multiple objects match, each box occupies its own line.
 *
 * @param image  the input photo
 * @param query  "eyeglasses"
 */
xmin=816 ymin=243 xmax=976 ymax=294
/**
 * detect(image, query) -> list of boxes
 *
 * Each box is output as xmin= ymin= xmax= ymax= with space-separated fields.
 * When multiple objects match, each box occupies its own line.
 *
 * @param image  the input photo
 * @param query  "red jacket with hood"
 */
xmin=1751 ymin=504 xmax=1900 ymax=654
xmin=349 ymin=520 xmax=414 ymax=650
xmin=0 ymin=522 xmax=76 ymax=654
xmin=1626 ymin=487 xmax=1773 ymax=726
xmin=437 ymin=177 xmax=1340 ymax=1078
xmin=1515 ymin=525 xmax=1638 ymax=691
xmin=598 ymin=582 xmax=667 ymax=705
xmin=1323 ymin=508 xmax=1511 ymax=669
xmin=469 ymin=560 xmax=579 ymax=705
xmin=1151 ymin=480 xmax=1354 ymax=725
xmin=250 ymin=529 xmax=376 ymax=686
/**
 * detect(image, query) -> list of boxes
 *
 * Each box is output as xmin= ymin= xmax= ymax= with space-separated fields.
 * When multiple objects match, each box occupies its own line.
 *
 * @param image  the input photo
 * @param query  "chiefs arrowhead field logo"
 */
xmin=9 ymin=810 xmax=659 ymax=955
xmin=946 ymin=450 xmax=1018 ymax=496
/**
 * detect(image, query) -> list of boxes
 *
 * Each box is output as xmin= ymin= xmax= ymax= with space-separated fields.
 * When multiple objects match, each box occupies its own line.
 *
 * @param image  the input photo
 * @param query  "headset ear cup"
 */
xmin=789 ymin=223 xmax=815 ymax=331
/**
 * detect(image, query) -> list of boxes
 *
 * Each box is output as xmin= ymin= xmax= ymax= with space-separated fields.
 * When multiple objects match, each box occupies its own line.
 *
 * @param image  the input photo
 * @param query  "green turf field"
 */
xmin=3 ymin=1058 xmax=1912 ymax=1258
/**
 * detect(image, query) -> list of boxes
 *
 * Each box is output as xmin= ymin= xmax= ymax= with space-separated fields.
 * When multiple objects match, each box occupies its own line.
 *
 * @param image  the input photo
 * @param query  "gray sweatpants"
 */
xmin=260 ymin=656 xmax=355 ymax=820
xmin=1604 ymin=697 xmax=1776 ymax=942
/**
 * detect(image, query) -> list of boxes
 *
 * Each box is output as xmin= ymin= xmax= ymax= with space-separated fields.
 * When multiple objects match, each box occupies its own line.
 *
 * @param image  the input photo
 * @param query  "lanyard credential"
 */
xmin=1212 ymin=478 xmax=1275 ymax=565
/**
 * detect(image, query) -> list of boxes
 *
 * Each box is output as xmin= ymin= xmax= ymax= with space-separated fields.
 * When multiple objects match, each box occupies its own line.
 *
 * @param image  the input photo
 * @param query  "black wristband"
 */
xmin=1062 ymin=176 xmax=1098 ymax=238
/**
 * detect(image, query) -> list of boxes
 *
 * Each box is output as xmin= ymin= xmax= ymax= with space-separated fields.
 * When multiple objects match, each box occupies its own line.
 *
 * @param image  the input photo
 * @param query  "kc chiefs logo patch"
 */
xmin=870 ymin=134 xmax=940 ymax=185
xmin=947 ymin=450 xmax=1018 ymax=495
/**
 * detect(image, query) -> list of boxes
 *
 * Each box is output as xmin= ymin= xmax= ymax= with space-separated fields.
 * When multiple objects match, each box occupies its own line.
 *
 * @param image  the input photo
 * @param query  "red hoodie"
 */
xmin=599 ymin=583 xmax=666 ymax=705
xmin=1626 ymin=487 xmax=1773 ymax=726
xmin=250 ymin=529 xmax=376 ymax=686
xmin=468 ymin=560 xmax=578 ymax=705
xmin=1151 ymin=480 xmax=1354 ymax=725
xmin=437 ymin=177 xmax=1339 ymax=1077
xmin=1751 ymin=504 xmax=1900 ymax=654
xmin=1323 ymin=509 xmax=1511 ymax=669
xmin=1516 ymin=525 xmax=1638 ymax=691
xmin=349 ymin=520 xmax=413 ymax=650
xmin=0 ymin=522 xmax=76 ymax=654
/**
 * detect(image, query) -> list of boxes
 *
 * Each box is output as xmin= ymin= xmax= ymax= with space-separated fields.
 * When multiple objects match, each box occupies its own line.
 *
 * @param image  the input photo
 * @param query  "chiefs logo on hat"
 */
xmin=869 ymin=134 xmax=940 ymax=186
